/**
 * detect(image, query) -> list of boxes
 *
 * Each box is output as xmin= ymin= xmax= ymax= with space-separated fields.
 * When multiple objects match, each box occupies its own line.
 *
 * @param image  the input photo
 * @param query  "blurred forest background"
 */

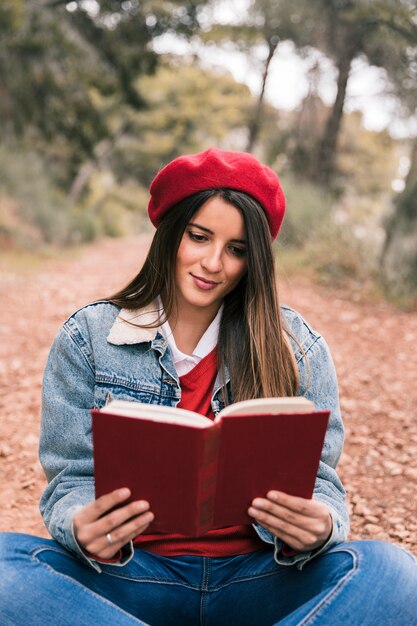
xmin=1 ymin=0 xmax=417 ymax=305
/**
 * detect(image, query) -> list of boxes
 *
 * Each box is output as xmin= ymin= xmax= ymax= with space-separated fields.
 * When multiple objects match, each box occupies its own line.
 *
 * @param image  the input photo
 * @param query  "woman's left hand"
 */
xmin=248 ymin=491 xmax=333 ymax=553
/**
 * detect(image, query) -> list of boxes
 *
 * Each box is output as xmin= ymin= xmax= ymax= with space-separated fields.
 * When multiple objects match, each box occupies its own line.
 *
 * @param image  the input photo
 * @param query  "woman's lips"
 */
xmin=191 ymin=274 xmax=220 ymax=291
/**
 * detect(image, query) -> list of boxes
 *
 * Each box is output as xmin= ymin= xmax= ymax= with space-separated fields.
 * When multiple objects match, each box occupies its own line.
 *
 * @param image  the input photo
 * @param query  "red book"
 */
xmin=92 ymin=398 xmax=330 ymax=536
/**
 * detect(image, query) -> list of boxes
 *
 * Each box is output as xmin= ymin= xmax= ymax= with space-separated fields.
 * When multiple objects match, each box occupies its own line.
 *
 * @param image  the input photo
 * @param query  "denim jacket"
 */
xmin=39 ymin=301 xmax=349 ymax=572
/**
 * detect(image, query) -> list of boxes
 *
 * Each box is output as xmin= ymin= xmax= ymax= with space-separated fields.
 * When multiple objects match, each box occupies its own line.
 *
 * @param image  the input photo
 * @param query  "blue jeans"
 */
xmin=0 ymin=533 xmax=416 ymax=625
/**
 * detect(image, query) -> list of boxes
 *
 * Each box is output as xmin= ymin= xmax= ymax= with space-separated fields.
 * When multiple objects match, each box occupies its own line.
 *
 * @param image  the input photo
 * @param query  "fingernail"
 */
xmin=118 ymin=488 xmax=130 ymax=499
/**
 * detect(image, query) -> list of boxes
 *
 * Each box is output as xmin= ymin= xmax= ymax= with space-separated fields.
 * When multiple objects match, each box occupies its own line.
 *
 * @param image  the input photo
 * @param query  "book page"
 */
xmin=99 ymin=400 xmax=212 ymax=428
xmin=217 ymin=396 xmax=315 ymax=419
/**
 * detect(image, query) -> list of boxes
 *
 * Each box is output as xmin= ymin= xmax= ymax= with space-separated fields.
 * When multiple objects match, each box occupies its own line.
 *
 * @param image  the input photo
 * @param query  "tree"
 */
xmin=206 ymin=0 xmax=416 ymax=185
xmin=0 ymin=0 xmax=209 ymax=185
xmin=381 ymin=139 xmax=417 ymax=289
xmin=200 ymin=0 xmax=312 ymax=155
xmin=80 ymin=60 xmax=253 ymax=192
xmin=286 ymin=0 xmax=417 ymax=185
xmin=0 ymin=0 xmax=215 ymax=246
xmin=64 ymin=60 xmax=254 ymax=242
xmin=379 ymin=17 xmax=417 ymax=289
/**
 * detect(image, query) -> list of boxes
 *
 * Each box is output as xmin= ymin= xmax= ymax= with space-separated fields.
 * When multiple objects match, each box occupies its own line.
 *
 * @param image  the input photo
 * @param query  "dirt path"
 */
xmin=0 ymin=236 xmax=416 ymax=555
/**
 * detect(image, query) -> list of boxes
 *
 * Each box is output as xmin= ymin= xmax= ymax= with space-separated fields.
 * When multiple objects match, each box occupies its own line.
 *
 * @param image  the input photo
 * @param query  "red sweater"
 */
xmin=134 ymin=348 xmax=266 ymax=556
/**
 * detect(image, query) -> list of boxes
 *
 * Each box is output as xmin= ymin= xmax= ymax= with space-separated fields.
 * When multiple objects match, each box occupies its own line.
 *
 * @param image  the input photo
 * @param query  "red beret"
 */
xmin=148 ymin=148 xmax=286 ymax=239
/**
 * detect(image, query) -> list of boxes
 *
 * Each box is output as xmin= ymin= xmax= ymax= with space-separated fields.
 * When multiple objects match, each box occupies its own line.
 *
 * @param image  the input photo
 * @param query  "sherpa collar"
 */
xmin=107 ymin=302 xmax=162 ymax=345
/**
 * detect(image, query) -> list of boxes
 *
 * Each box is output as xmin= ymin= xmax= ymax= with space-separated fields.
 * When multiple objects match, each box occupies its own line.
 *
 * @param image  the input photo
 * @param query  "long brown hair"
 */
xmin=106 ymin=189 xmax=298 ymax=401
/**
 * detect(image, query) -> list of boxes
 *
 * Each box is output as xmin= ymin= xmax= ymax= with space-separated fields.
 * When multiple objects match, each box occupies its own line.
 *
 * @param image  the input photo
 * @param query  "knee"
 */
xmin=348 ymin=540 xmax=417 ymax=578
xmin=0 ymin=532 xmax=46 ymax=561
xmin=0 ymin=532 xmax=23 ymax=558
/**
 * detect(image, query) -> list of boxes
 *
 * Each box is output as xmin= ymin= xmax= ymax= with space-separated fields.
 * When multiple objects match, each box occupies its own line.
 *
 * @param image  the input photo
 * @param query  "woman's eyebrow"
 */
xmin=187 ymin=222 xmax=246 ymax=244
xmin=187 ymin=221 xmax=213 ymax=234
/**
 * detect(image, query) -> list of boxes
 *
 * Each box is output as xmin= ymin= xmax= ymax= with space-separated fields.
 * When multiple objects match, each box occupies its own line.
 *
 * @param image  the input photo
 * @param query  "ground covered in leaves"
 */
xmin=0 ymin=236 xmax=416 ymax=556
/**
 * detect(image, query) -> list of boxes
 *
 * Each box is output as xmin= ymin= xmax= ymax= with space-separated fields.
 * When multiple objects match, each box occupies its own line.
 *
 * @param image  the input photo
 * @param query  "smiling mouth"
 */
xmin=191 ymin=274 xmax=220 ymax=285
xmin=190 ymin=274 xmax=222 ymax=290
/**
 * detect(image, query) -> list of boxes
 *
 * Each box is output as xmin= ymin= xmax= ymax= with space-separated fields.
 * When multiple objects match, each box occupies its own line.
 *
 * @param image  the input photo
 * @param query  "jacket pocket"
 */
xmin=94 ymin=371 xmax=160 ymax=408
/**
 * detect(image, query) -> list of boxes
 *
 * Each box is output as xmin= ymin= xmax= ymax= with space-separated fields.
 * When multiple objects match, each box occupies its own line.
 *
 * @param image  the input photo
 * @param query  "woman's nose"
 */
xmin=201 ymin=250 xmax=223 ymax=273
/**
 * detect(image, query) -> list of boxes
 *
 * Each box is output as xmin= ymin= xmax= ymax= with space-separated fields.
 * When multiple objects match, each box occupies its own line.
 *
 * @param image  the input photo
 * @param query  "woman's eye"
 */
xmin=230 ymin=246 xmax=246 ymax=257
xmin=188 ymin=231 xmax=207 ymax=242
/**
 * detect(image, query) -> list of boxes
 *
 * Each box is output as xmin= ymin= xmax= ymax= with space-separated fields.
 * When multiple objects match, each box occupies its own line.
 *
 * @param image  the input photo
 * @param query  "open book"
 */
xmin=92 ymin=397 xmax=330 ymax=536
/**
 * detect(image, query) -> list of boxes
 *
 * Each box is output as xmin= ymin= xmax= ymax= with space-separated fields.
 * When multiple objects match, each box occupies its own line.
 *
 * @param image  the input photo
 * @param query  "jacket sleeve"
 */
xmin=253 ymin=321 xmax=349 ymax=570
xmin=39 ymin=318 xmax=133 ymax=572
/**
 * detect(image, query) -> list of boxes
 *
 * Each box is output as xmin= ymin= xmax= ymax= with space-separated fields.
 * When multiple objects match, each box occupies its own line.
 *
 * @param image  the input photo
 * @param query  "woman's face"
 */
xmin=174 ymin=196 xmax=247 ymax=318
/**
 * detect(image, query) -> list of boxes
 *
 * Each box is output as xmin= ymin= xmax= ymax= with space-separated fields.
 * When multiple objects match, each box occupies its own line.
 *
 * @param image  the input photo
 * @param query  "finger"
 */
xmin=87 ymin=511 xmax=154 ymax=559
xmin=258 ymin=520 xmax=315 ymax=552
xmin=90 ymin=499 xmax=151 ymax=538
xmin=249 ymin=500 xmax=331 ymax=538
xmin=76 ymin=499 xmax=151 ymax=549
xmin=250 ymin=498 xmax=310 ymax=530
xmin=104 ymin=510 xmax=154 ymax=550
xmin=249 ymin=502 xmax=332 ymax=551
xmin=248 ymin=505 xmax=303 ymax=540
xmin=75 ymin=488 xmax=132 ymax=525
xmin=253 ymin=492 xmax=327 ymax=521
xmin=265 ymin=491 xmax=322 ymax=517
xmin=107 ymin=510 xmax=155 ymax=546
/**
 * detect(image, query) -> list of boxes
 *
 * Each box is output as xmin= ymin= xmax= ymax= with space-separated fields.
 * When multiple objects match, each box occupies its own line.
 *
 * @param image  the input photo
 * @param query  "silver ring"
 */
xmin=106 ymin=532 xmax=114 ymax=545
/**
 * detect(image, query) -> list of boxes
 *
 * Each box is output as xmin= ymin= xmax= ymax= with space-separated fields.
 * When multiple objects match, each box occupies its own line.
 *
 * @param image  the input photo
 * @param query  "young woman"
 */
xmin=1 ymin=148 xmax=416 ymax=625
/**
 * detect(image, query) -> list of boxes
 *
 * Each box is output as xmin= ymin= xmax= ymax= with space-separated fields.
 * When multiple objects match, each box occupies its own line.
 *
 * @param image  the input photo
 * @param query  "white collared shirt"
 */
xmin=159 ymin=305 xmax=222 ymax=377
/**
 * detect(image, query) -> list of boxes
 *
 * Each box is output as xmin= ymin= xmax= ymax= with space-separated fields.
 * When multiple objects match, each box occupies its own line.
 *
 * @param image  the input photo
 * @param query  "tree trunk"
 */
xmin=246 ymin=38 xmax=278 ymax=153
xmin=68 ymin=138 xmax=113 ymax=203
xmin=380 ymin=138 xmax=417 ymax=288
xmin=310 ymin=49 xmax=354 ymax=185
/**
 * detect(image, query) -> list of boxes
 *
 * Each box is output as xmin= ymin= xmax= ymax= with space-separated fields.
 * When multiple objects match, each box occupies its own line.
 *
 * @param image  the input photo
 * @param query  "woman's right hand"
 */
xmin=73 ymin=487 xmax=154 ymax=560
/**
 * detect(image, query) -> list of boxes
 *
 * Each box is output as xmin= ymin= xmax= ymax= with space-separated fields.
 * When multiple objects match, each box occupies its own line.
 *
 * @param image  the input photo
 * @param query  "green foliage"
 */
xmin=278 ymin=174 xmax=334 ymax=247
xmin=105 ymin=60 xmax=253 ymax=186
xmin=67 ymin=60 xmax=253 ymax=240
xmin=0 ymin=0 xmax=211 ymax=183
xmin=1 ymin=6 xmax=108 ymax=175
xmin=0 ymin=146 xmax=150 ymax=247
xmin=277 ymin=226 xmax=375 ymax=288
xmin=0 ymin=0 xmax=217 ymax=248
xmin=275 ymin=173 xmax=382 ymax=288
xmin=0 ymin=0 xmax=24 ymax=33
xmin=337 ymin=112 xmax=399 ymax=196
xmin=73 ymin=172 xmax=151 ymax=242
xmin=0 ymin=147 xmax=73 ymax=247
